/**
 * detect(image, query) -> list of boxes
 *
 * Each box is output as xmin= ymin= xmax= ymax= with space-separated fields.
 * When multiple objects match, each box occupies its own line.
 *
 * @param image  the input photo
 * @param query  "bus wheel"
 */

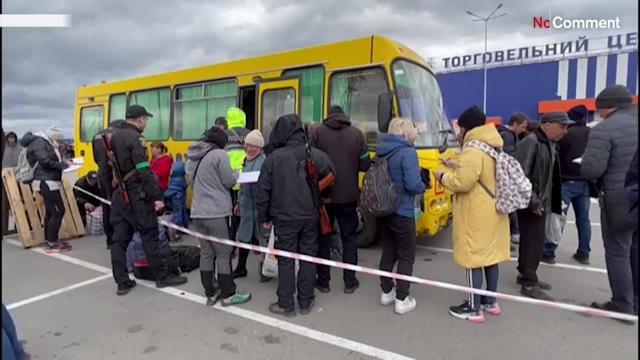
xmin=357 ymin=208 xmax=377 ymax=248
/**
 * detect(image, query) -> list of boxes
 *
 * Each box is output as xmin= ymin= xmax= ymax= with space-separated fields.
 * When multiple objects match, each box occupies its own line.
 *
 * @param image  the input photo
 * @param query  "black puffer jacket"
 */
xmin=20 ymin=132 xmax=68 ymax=181
xmin=581 ymin=106 xmax=638 ymax=193
xmin=516 ymin=128 xmax=562 ymax=214
xmin=256 ymin=114 xmax=335 ymax=223
xmin=496 ymin=125 xmax=518 ymax=156
xmin=310 ymin=112 xmax=370 ymax=204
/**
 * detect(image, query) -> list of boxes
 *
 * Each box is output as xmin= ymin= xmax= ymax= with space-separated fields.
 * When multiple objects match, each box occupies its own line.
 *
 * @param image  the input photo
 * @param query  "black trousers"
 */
xmin=517 ymin=209 xmax=546 ymax=287
xmin=39 ymin=182 xmax=65 ymax=243
xmin=110 ymin=189 xmax=168 ymax=285
xmin=102 ymin=191 xmax=114 ymax=246
xmin=600 ymin=192 xmax=638 ymax=313
xmin=378 ymin=214 xmax=416 ymax=301
xmin=274 ymin=219 xmax=318 ymax=310
xmin=317 ymin=202 xmax=359 ymax=288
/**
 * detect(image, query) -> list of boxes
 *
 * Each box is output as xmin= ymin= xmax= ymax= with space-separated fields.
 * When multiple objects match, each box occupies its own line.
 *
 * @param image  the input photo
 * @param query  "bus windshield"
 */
xmin=392 ymin=60 xmax=456 ymax=148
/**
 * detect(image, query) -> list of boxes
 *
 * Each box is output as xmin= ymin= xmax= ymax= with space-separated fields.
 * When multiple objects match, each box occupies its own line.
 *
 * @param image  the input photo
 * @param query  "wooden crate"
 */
xmin=2 ymin=168 xmax=85 ymax=248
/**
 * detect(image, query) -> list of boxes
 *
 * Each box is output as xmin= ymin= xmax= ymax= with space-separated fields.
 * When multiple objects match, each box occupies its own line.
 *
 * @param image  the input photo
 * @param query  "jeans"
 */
xmin=378 ymin=214 xmax=416 ymax=301
xmin=192 ymin=218 xmax=236 ymax=298
xmin=2 ymin=304 xmax=26 ymax=360
xmin=467 ymin=265 xmax=499 ymax=311
xmin=316 ymin=202 xmax=359 ymax=288
xmin=545 ymin=181 xmax=591 ymax=257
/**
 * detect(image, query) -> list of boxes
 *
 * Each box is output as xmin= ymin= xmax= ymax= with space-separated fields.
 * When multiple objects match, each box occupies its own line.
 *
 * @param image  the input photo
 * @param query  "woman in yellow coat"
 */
xmin=435 ymin=106 xmax=510 ymax=324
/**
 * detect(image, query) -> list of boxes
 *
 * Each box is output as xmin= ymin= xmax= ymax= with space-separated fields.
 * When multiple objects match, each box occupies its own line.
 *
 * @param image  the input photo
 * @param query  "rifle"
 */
xmin=102 ymin=131 xmax=130 ymax=204
xmin=303 ymin=129 xmax=334 ymax=235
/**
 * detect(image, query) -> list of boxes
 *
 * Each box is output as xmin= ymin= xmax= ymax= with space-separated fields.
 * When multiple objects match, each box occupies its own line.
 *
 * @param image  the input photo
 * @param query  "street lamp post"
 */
xmin=467 ymin=4 xmax=507 ymax=114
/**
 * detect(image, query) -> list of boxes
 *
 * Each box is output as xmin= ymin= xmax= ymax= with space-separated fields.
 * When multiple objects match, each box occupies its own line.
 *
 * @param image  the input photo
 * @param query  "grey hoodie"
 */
xmin=186 ymin=141 xmax=238 ymax=219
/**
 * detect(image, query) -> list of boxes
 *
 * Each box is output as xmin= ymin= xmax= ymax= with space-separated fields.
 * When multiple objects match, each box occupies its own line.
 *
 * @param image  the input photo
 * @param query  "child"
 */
xmin=164 ymin=154 xmax=188 ymax=242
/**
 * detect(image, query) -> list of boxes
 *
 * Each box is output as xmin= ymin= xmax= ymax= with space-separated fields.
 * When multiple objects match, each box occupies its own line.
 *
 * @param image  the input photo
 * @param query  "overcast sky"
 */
xmin=2 ymin=0 xmax=638 ymax=138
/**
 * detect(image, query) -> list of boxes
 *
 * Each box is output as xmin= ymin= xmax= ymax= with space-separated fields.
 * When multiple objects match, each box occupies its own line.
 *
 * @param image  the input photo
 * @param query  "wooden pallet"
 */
xmin=2 ymin=168 xmax=85 ymax=248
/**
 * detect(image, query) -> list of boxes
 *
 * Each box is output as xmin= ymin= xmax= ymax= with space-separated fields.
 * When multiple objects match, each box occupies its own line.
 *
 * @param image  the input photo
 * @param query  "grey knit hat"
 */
xmin=540 ymin=111 xmax=575 ymax=125
xmin=595 ymin=85 xmax=632 ymax=109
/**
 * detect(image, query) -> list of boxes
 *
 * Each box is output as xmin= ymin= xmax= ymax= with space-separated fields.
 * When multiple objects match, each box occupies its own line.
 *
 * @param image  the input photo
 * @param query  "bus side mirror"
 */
xmin=377 ymin=94 xmax=393 ymax=132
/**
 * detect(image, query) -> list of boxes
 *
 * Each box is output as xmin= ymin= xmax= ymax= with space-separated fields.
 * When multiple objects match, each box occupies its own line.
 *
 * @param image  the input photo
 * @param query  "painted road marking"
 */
xmin=6 ymin=274 xmax=112 ymax=310
xmin=4 ymin=239 xmax=414 ymax=360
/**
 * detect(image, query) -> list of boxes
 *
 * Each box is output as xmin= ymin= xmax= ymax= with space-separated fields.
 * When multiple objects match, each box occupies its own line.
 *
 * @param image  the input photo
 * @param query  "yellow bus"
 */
xmin=74 ymin=35 xmax=457 ymax=247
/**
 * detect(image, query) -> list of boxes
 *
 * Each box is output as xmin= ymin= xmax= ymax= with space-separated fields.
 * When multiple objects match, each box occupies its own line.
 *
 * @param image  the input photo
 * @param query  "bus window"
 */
xmin=80 ymin=106 xmax=104 ymax=142
xmin=261 ymin=88 xmax=295 ymax=140
xmin=109 ymin=94 xmax=127 ymax=123
xmin=129 ymin=87 xmax=171 ymax=140
xmin=282 ymin=66 xmax=324 ymax=124
xmin=330 ymin=68 xmax=388 ymax=145
xmin=173 ymin=79 xmax=237 ymax=140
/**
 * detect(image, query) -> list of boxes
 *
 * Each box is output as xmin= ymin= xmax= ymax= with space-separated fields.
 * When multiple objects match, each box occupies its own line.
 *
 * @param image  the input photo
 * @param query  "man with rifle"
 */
xmin=108 ymin=105 xmax=188 ymax=295
xmin=256 ymin=114 xmax=335 ymax=317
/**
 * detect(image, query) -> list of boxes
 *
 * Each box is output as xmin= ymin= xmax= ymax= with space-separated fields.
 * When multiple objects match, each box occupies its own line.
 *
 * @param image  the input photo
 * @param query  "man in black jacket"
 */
xmin=74 ymin=171 xmax=102 ymax=226
xmin=545 ymin=105 xmax=592 ymax=265
xmin=109 ymin=105 xmax=187 ymax=295
xmin=516 ymin=111 xmax=573 ymax=301
xmin=582 ymin=85 xmax=638 ymax=319
xmin=310 ymin=106 xmax=370 ymax=294
xmin=93 ymin=119 xmax=125 ymax=248
xmin=256 ymin=114 xmax=335 ymax=317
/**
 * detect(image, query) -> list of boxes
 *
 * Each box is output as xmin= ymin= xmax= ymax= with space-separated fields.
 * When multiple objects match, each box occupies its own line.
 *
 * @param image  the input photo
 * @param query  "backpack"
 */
xmin=171 ymin=245 xmax=200 ymax=272
xmin=15 ymin=148 xmax=37 ymax=183
xmin=359 ymin=147 xmax=403 ymax=217
xmin=465 ymin=140 xmax=532 ymax=215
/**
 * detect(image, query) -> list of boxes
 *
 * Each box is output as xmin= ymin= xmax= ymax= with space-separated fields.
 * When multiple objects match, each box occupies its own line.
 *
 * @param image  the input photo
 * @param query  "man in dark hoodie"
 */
xmin=256 ymin=114 xmax=335 ymax=317
xmin=545 ymin=105 xmax=592 ymax=265
xmin=309 ymin=106 xmax=371 ymax=294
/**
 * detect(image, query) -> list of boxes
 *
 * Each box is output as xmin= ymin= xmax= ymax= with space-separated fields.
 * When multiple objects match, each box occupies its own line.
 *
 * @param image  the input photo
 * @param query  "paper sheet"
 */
xmin=572 ymin=157 xmax=582 ymax=164
xmin=237 ymin=171 xmax=260 ymax=184
xmin=71 ymin=157 xmax=84 ymax=164
xmin=64 ymin=164 xmax=82 ymax=173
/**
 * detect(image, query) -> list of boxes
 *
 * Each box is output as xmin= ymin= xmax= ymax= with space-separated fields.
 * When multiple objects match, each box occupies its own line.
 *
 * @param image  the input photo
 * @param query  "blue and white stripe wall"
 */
xmin=437 ymin=50 xmax=638 ymax=123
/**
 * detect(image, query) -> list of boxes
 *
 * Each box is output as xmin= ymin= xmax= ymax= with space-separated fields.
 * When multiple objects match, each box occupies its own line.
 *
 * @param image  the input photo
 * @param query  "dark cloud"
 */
xmin=2 ymin=0 xmax=637 ymax=137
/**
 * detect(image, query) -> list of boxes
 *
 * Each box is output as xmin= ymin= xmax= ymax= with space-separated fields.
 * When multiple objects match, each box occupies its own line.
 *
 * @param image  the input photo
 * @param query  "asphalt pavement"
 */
xmin=2 ymin=204 xmax=638 ymax=360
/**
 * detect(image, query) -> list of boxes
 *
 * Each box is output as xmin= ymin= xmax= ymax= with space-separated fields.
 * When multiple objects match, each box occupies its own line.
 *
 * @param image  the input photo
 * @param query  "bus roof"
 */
xmin=77 ymin=35 xmax=431 ymax=98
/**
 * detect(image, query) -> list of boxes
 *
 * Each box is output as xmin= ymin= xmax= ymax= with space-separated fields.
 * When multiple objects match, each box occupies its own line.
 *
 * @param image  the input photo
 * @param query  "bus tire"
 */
xmin=357 ymin=211 xmax=377 ymax=248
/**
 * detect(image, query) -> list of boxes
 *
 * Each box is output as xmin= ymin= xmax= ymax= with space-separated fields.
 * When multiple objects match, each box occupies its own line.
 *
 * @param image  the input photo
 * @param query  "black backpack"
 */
xmin=172 ymin=245 xmax=201 ymax=272
xmin=359 ymin=148 xmax=402 ymax=217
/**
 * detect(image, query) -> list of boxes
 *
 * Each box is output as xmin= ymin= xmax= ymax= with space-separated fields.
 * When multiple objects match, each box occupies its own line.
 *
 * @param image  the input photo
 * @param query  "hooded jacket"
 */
xmin=440 ymin=125 xmax=510 ymax=269
xmin=186 ymin=140 xmax=237 ymax=219
xmin=310 ymin=112 xmax=371 ymax=204
xmin=375 ymin=134 xmax=425 ymax=218
xmin=256 ymin=114 xmax=335 ymax=223
xmin=20 ymin=132 xmax=68 ymax=182
xmin=164 ymin=158 xmax=187 ymax=200
xmin=495 ymin=125 xmax=518 ymax=157
xmin=581 ymin=106 xmax=638 ymax=193
xmin=516 ymin=128 xmax=562 ymax=214
xmin=2 ymin=132 xmax=22 ymax=169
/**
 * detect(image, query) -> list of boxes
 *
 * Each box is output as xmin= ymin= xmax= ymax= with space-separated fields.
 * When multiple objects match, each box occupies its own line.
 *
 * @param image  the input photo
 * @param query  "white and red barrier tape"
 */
xmin=73 ymin=185 xmax=638 ymax=323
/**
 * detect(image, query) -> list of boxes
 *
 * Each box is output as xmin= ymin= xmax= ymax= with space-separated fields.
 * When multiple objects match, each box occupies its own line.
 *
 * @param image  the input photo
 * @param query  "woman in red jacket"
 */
xmin=149 ymin=142 xmax=172 ymax=191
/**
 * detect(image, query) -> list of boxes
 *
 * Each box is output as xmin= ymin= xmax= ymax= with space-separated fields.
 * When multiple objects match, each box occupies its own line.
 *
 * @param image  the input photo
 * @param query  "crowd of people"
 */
xmin=2 ymin=84 xmax=637 ymax=326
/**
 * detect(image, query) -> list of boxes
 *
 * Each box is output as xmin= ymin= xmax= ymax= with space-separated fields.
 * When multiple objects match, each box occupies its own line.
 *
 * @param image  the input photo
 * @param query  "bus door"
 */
xmin=76 ymin=101 xmax=107 ymax=175
xmin=257 ymin=77 xmax=300 ymax=140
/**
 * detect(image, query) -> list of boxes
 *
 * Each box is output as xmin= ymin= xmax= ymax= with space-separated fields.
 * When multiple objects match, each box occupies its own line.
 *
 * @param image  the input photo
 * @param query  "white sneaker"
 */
xmin=380 ymin=289 xmax=396 ymax=306
xmin=395 ymin=296 xmax=417 ymax=315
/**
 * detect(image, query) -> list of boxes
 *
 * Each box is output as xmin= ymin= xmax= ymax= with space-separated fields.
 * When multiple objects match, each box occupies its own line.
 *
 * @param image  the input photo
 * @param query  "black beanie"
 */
xmin=567 ymin=105 xmax=588 ymax=124
xmin=595 ymin=85 xmax=632 ymax=109
xmin=202 ymin=127 xmax=228 ymax=149
xmin=458 ymin=106 xmax=486 ymax=131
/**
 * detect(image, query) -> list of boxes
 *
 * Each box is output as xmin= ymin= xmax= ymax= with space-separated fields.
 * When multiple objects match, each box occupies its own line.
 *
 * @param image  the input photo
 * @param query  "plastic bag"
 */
xmin=261 ymin=226 xmax=299 ymax=279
